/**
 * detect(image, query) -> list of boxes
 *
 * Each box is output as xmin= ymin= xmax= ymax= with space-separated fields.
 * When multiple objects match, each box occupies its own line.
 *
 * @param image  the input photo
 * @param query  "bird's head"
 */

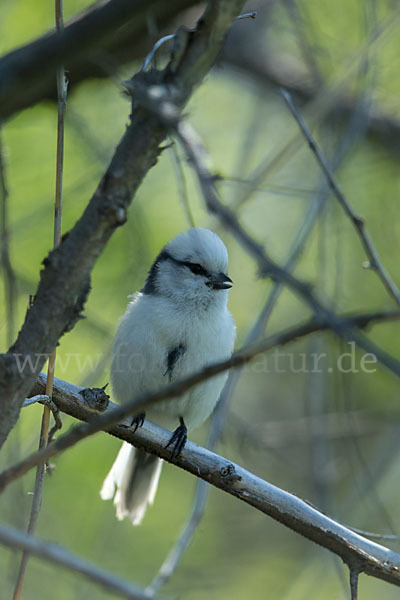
xmin=142 ymin=228 xmax=233 ymax=307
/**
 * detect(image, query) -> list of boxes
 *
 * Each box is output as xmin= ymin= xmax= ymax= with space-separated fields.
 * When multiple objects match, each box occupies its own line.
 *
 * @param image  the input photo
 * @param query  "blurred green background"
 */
xmin=1 ymin=0 xmax=400 ymax=598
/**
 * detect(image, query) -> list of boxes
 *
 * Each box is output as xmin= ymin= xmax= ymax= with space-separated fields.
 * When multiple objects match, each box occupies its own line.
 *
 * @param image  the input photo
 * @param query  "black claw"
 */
xmin=130 ymin=412 xmax=146 ymax=432
xmin=166 ymin=417 xmax=187 ymax=459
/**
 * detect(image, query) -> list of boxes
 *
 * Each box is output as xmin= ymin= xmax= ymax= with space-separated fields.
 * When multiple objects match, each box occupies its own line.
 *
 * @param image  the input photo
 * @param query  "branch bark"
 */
xmin=3 ymin=0 xmax=400 ymax=158
xmin=0 ymin=0 xmax=200 ymax=122
xmin=0 ymin=0 xmax=247 ymax=448
xmin=12 ymin=371 xmax=400 ymax=590
xmin=1 ymin=309 xmax=398 ymax=492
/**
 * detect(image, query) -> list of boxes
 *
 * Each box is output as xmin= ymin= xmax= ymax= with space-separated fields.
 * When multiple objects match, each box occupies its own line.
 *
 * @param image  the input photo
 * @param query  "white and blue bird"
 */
xmin=100 ymin=228 xmax=236 ymax=525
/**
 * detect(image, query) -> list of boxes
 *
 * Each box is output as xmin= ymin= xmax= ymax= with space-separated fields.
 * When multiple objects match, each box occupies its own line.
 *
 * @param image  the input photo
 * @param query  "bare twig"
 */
xmin=4 ymin=373 xmax=400 ymax=589
xmin=141 ymin=34 xmax=175 ymax=72
xmin=12 ymin=5 xmax=67 ymax=598
xmin=45 ymin=0 xmax=67 ymax=450
xmin=141 ymin=7 xmax=258 ymax=73
xmin=281 ymin=88 xmax=400 ymax=307
xmin=1 ymin=309 xmax=398 ymax=493
xmin=221 ymin=4 xmax=400 ymax=160
xmin=173 ymin=119 xmax=400 ymax=378
xmin=282 ymin=0 xmax=322 ymax=88
xmin=0 ymin=131 xmax=16 ymax=347
xmin=0 ymin=522 xmax=164 ymax=600
xmin=226 ymin=7 xmax=400 ymax=213
xmin=23 ymin=395 xmax=51 ymax=408
xmin=11 ymin=415 xmax=50 ymax=600
xmin=349 ymin=527 xmax=398 ymax=542
xmin=146 ymin=475 xmax=209 ymax=595
xmin=237 ymin=11 xmax=257 ymax=20
xmin=0 ymin=0 xmax=247 ymax=449
xmin=169 ymin=141 xmax=195 ymax=227
xmin=146 ymin=391 xmax=226 ymax=595
xmin=350 ymin=567 xmax=360 ymax=600
xmin=217 ymin=99 xmax=371 ymax=458
xmin=0 ymin=0 xmax=201 ymax=122
xmin=22 ymin=395 xmax=63 ymax=433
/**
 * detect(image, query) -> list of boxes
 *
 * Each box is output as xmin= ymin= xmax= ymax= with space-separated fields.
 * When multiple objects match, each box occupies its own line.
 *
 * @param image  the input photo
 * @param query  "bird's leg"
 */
xmin=166 ymin=417 xmax=187 ymax=459
xmin=130 ymin=412 xmax=146 ymax=432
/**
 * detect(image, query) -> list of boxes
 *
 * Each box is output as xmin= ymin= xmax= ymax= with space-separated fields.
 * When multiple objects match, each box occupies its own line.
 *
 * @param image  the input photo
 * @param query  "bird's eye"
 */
xmin=186 ymin=262 xmax=207 ymax=276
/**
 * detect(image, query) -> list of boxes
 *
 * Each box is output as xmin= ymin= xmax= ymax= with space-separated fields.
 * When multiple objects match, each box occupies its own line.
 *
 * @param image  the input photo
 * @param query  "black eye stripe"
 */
xmin=185 ymin=262 xmax=208 ymax=276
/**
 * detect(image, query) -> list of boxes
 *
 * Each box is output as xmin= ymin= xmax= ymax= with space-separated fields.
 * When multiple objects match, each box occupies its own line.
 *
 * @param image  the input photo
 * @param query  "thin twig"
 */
xmin=45 ymin=0 xmax=67 ymax=446
xmin=146 ymin=385 xmax=226 ymax=595
xmin=237 ymin=11 xmax=257 ymax=20
xmin=0 ymin=522 xmax=164 ymax=600
xmin=141 ymin=34 xmax=175 ymax=72
xmin=173 ymin=118 xmax=400 ymax=377
xmin=349 ymin=527 xmax=398 ymax=542
xmin=12 ymin=4 xmax=67 ymax=598
xmin=282 ymin=0 xmax=322 ymax=88
xmin=339 ymin=358 xmax=398 ymax=537
xmin=280 ymin=88 xmax=400 ymax=307
xmin=0 ymin=130 xmax=16 ymax=347
xmin=146 ymin=475 xmax=209 ymax=596
xmin=12 ymin=412 xmax=50 ymax=600
xmin=349 ymin=567 xmax=360 ymax=600
xmin=141 ymin=9 xmax=257 ymax=73
xmin=221 ymin=115 xmax=361 ymax=376
xmin=1 ymin=309 xmax=399 ymax=493
xmin=223 ymin=7 xmax=400 ymax=211
xmin=169 ymin=140 xmax=195 ymax=227
xmin=22 ymin=395 xmax=63 ymax=433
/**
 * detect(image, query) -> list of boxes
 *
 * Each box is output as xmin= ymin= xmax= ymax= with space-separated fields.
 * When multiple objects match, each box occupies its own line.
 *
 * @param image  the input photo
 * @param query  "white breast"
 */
xmin=110 ymin=292 xmax=236 ymax=431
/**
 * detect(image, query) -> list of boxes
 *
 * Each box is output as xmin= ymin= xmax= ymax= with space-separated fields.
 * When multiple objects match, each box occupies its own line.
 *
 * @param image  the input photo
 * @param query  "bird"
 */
xmin=100 ymin=228 xmax=236 ymax=525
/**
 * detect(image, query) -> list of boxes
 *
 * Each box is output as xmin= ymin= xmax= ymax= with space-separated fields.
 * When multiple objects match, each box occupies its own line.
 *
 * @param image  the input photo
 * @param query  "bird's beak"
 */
xmin=210 ymin=272 xmax=233 ymax=290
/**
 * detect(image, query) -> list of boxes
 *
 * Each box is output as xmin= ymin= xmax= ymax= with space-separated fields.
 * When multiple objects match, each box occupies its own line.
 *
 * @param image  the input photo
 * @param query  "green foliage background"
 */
xmin=1 ymin=1 xmax=400 ymax=598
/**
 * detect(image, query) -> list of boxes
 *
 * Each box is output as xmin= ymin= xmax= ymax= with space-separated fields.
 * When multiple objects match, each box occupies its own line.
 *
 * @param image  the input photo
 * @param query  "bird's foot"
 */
xmin=166 ymin=417 xmax=187 ymax=459
xmin=130 ymin=412 xmax=146 ymax=433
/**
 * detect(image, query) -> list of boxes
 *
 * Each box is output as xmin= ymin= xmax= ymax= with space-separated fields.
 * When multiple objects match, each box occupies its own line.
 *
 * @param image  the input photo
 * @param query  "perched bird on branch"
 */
xmin=100 ymin=228 xmax=236 ymax=525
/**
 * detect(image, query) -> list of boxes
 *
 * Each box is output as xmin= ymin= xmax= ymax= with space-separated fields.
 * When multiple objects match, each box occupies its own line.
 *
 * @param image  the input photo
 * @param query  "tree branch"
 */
xmin=7 ymin=365 xmax=400 ymax=590
xmin=281 ymin=89 xmax=400 ymax=306
xmin=1 ymin=309 xmax=398 ymax=492
xmin=0 ymin=0 xmax=246 ymax=448
xmin=0 ymin=0 xmax=200 ymax=122
xmin=220 ymin=9 xmax=400 ymax=157
xmin=4 ymin=0 xmax=400 ymax=162
xmin=172 ymin=119 xmax=400 ymax=377
xmin=0 ymin=522 xmax=165 ymax=600
xmin=119 ymin=80 xmax=399 ymax=370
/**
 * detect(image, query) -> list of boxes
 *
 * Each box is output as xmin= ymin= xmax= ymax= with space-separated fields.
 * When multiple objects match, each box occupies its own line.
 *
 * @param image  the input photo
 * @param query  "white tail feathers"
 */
xmin=100 ymin=442 xmax=163 ymax=526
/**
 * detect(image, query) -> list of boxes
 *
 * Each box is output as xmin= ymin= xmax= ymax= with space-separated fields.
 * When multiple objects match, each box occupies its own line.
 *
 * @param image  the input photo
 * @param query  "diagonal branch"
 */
xmin=0 ymin=0 xmax=246 ymax=449
xmin=0 ymin=0 xmax=200 ymax=122
xmin=0 ymin=309 xmax=399 ymax=492
xmin=221 ymin=6 xmax=400 ymax=157
xmin=172 ymin=119 xmax=400 ymax=377
xmin=5 ymin=364 xmax=400 ymax=589
xmin=0 ymin=521 xmax=165 ymax=600
xmin=281 ymin=89 xmax=400 ymax=306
